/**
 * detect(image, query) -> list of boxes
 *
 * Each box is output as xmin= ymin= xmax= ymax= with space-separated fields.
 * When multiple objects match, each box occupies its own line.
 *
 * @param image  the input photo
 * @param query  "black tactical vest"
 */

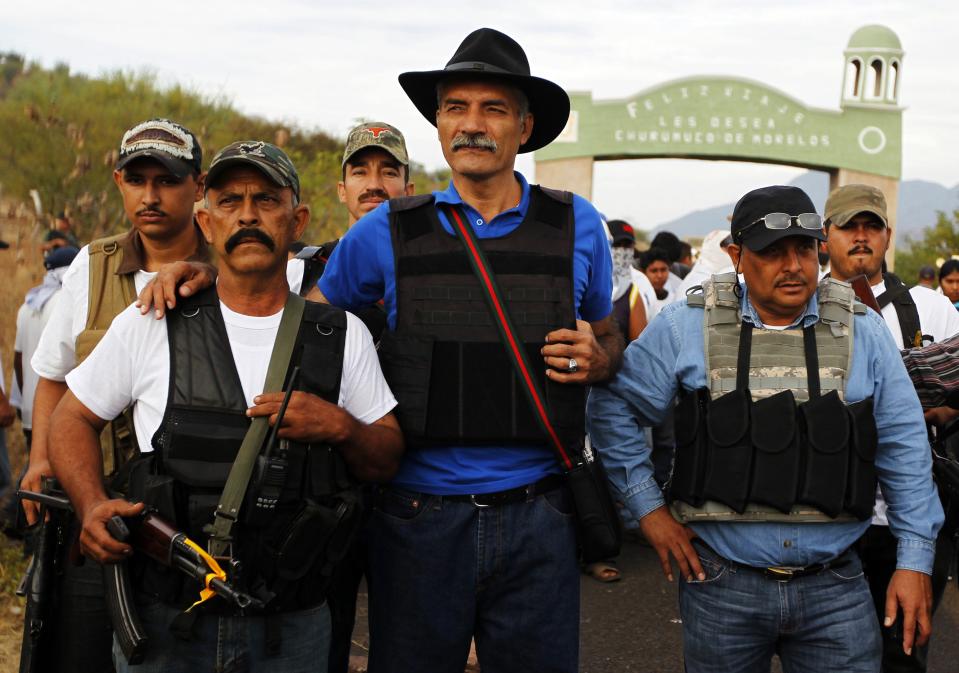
xmin=669 ymin=275 xmax=879 ymax=523
xmin=128 ymin=287 xmax=360 ymax=613
xmin=377 ymin=186 xmax=586 ymax=450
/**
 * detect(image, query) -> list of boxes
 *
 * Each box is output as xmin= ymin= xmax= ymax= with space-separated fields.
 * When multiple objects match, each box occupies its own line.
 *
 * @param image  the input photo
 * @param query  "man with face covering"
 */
xmin=607 ymin=219 xmax=647 ymax=341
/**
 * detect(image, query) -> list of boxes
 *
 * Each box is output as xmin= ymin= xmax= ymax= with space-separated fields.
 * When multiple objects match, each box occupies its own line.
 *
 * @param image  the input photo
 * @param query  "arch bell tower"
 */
xmin=836 ymin=24 xmax=905 ymax=264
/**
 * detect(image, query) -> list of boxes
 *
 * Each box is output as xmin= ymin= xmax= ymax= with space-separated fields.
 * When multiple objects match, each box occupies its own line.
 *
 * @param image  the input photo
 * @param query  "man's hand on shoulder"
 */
xmin=542 ymin=317 xmax=624 ymax=385
xmin=136 ymin=261 xmax=217 ymax=319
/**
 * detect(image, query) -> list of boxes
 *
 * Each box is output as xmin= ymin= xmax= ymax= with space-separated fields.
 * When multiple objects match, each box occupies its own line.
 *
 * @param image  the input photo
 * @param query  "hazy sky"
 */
xmin=5 ymin=1 xmax=957 ymax=229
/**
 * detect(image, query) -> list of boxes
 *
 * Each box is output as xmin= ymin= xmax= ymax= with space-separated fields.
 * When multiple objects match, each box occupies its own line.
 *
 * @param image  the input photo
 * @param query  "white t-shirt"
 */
xmin=15 ymin=292 xmax=62 ymax=429
xmin=32 ymin=244 xmax=305 ymax=382
xmin=870 ymin=279 xmax=959 ymax=526
xmin=872 ymin=281 xmax=959 ymax=349
xmin=66 ymin=301 xmax=396 ymax=453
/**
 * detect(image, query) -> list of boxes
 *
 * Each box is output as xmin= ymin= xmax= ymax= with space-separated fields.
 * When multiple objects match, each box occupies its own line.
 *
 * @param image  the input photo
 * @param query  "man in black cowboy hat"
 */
xmin=316 ymin=27 xmax=621 ymax=673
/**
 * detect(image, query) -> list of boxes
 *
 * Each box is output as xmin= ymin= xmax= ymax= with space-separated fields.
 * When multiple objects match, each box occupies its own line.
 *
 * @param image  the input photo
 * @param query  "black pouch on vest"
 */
xmin=750 ymin=390 xmax=801 ymax=514
xmin=159 ymin=408 xmax=247 ymax=488
xmin=798 ymin=390 xmax=850 ymax=518
xmin=702 ymin=388 xmax=753 ymax=513
xmin=376 ymin=331 xmax=433 ymax=438
xmin=845 ymin=398 xmax=878 ymax=520
xmin=271 ymin=497 xmax=361 ymax=581
xmin=126 ymin=455 xmax=178 ymax=522
xmin=669 ymin=387 xmax=710 ymax=507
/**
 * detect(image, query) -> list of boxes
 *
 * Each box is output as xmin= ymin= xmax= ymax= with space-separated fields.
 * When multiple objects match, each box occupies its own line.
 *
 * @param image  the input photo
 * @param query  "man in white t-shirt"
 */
xmin=49 ymin=140 xmax=402 ymax=672
xmin=824 ymin=183 xmax=959 ymax=673
xmin=22 ymin=119 xmax=217 ymax=673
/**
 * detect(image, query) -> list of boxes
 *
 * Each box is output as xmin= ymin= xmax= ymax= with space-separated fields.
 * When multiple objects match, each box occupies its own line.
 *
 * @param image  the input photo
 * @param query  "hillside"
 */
xmin=653 ymin=171 xmax=959 ymax=244
xmin=0 ymin=52 xmax=447 ymax=244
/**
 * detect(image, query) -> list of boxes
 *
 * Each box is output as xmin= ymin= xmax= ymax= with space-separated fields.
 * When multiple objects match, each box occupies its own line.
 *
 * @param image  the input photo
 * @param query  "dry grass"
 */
xmin=0 ymin=205 xmax=47 ymax=669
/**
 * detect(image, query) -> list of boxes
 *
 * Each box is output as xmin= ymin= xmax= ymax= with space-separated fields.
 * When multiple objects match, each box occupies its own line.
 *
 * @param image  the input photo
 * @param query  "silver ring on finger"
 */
xmin=567 ymin=357 xmax=579 ymax=373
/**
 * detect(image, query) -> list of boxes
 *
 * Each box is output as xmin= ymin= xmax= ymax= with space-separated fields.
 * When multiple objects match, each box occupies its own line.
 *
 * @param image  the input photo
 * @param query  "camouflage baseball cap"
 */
xmin=824 ymin=184 xmax=888 ymax=229
xmin=206 ymin=141 xmax=300 ymax=200
xmin=342 ymin=122 xmax=409 ymax=167
xmin=116 ymin=118 xmax=201 ymax=177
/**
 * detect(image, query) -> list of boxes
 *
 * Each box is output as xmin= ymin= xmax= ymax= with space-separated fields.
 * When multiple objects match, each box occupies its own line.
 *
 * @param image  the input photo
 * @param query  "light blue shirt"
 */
xmin=587 ymin=283 xmax=943 ymax=573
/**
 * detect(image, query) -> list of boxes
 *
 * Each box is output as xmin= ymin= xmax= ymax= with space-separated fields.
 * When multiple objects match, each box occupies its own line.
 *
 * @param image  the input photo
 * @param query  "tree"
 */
xmin=894 ymin=209 xmax=959 ymax=285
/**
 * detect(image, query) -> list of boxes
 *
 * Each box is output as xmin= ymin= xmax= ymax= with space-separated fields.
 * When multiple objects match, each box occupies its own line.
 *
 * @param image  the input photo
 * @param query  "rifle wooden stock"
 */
xmin=848 ymin=274 xmax=882 ymax=314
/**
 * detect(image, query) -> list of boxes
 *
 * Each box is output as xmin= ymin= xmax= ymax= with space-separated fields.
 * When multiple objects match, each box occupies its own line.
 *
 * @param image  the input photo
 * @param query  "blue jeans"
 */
xmin=679 ymin=541 xmax=881 ymax=673
xmin=113 ymin=601 xmax=331 ymax=673
xmin=366 ymin=484 xmax=580 ymax=673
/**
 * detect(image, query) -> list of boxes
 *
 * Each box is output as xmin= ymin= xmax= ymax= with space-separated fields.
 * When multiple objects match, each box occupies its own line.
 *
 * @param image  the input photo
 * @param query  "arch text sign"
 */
xmin=537 ymin=76 xmax=901 ymax=179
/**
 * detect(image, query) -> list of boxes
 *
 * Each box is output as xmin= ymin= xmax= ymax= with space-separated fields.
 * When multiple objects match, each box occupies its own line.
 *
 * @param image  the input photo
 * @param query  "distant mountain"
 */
xmin=653 ymin=173 xmax=959 ymax=241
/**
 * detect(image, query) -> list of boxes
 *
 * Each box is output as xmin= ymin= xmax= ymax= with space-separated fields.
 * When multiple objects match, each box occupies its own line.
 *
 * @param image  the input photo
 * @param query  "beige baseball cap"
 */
xmin=824 ymin=184 xmax=888 ymax=229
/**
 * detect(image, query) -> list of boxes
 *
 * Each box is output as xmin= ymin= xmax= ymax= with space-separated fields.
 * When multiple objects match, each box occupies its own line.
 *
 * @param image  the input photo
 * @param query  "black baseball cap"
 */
xmin=730 ymin=185 xmax=826 ymax=252
xmin=44 ymin=246 xmax=79 ymax=270
xmin=606 ymin=219 xmax=636 ymax=245
xmin=116 ymin=118 xmax=202 ymax=177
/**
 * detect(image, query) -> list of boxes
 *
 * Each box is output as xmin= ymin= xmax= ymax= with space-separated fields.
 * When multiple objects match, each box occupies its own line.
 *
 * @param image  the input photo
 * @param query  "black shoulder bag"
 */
xmin=442 ymin=205 xmax=622 ymax=563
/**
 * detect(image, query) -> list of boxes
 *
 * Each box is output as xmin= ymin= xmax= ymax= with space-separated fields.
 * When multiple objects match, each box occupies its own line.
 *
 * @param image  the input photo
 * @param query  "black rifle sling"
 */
xmin=442 ymin=204 xmax=576 ymax=470
xmin=877 ymin=273 xmax=922 ymax=347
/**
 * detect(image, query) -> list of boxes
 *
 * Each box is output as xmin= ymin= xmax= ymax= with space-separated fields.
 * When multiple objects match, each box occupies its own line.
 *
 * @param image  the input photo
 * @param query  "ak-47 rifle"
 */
xmin=16 ymin=477 xmax=73 ymax=673
xmin=18 ymin=487 xmax=261 ymax=666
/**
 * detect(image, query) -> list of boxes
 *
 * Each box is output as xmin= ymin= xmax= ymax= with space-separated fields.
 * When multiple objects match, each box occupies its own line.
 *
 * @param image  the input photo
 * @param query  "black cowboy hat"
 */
xmin=398 ymin=28 xmax=570 ymax=153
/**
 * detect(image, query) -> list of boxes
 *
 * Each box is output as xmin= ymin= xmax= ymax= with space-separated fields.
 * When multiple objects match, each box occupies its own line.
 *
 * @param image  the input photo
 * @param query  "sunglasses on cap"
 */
xmin=736 ymin=212 xmax=823 ymax=241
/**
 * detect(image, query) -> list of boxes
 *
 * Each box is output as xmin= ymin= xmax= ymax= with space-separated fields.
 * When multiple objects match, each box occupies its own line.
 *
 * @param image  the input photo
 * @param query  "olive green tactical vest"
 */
xmin=76 ymin=232 xmax=139 ymax=478
xmin=672 ymin=272 xmax=866 ymax=524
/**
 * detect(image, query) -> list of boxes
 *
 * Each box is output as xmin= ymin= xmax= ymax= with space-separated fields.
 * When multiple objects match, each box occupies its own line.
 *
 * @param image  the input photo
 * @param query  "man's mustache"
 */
xmin=451 ymin=133 xmax=498 ymax=152
xmin=848 ymin=246 xmax=873 ymax=256
xmin=775 ymin=275 xmax=808 ymax=287
xmin=359 ymin=189 xmax=389 ymax=203
xmin=137 ymin=208 xmax=166 ymax=217
xmin=225 ymin=228 xmax=275 ymax=254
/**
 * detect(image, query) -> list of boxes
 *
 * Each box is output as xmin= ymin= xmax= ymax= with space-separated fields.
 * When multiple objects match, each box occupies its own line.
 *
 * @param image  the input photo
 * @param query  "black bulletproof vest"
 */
xmin=611 ymin=288 xmax=631 ymax=340
xmin=877 ymin=272 xmax=924 ymax=348
xmin=132 ymin=287 xmax=358 ymax=613
xmin=378 ymin=186 xmax=586 ymax=449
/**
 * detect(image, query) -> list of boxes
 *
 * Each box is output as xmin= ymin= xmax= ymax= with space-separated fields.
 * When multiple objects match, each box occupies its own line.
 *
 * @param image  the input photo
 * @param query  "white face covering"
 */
xmin=611 ymin=246 xmax=634 ymax=301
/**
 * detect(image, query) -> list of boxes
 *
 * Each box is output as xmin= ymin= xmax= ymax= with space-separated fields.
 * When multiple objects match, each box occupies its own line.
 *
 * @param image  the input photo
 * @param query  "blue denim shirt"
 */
xmin=587 ymin=283 xmax=944 ymax=573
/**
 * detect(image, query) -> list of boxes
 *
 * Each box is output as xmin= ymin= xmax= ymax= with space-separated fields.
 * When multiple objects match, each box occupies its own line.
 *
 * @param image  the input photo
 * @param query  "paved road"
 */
xmin=350 ymin=538 xmax=959 ymax=672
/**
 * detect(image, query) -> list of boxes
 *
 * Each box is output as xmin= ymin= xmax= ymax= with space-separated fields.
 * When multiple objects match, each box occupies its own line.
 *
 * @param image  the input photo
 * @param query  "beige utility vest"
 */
xmin=76 ymin=233 xmax=139 ymax=476
xmin=671 ymin=272 xmax=866 ymax=524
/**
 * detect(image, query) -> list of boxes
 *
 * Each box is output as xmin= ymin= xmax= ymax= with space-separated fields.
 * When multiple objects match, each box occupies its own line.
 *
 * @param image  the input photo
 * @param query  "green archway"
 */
xmin=535 ymin=25 xmax=904 ymax=262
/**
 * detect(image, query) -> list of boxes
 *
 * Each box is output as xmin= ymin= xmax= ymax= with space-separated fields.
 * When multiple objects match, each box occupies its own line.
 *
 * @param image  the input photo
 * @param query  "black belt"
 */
xmin=444 ymin=474 xmax=565 ymax=508
xmin=698 ymin=541 xmax=854 ymax=582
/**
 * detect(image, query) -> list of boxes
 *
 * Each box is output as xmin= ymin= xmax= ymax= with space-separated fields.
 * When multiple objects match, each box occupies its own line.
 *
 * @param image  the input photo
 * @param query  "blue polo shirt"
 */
xmin=320 ymin=172 xmax=612 ymax=495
